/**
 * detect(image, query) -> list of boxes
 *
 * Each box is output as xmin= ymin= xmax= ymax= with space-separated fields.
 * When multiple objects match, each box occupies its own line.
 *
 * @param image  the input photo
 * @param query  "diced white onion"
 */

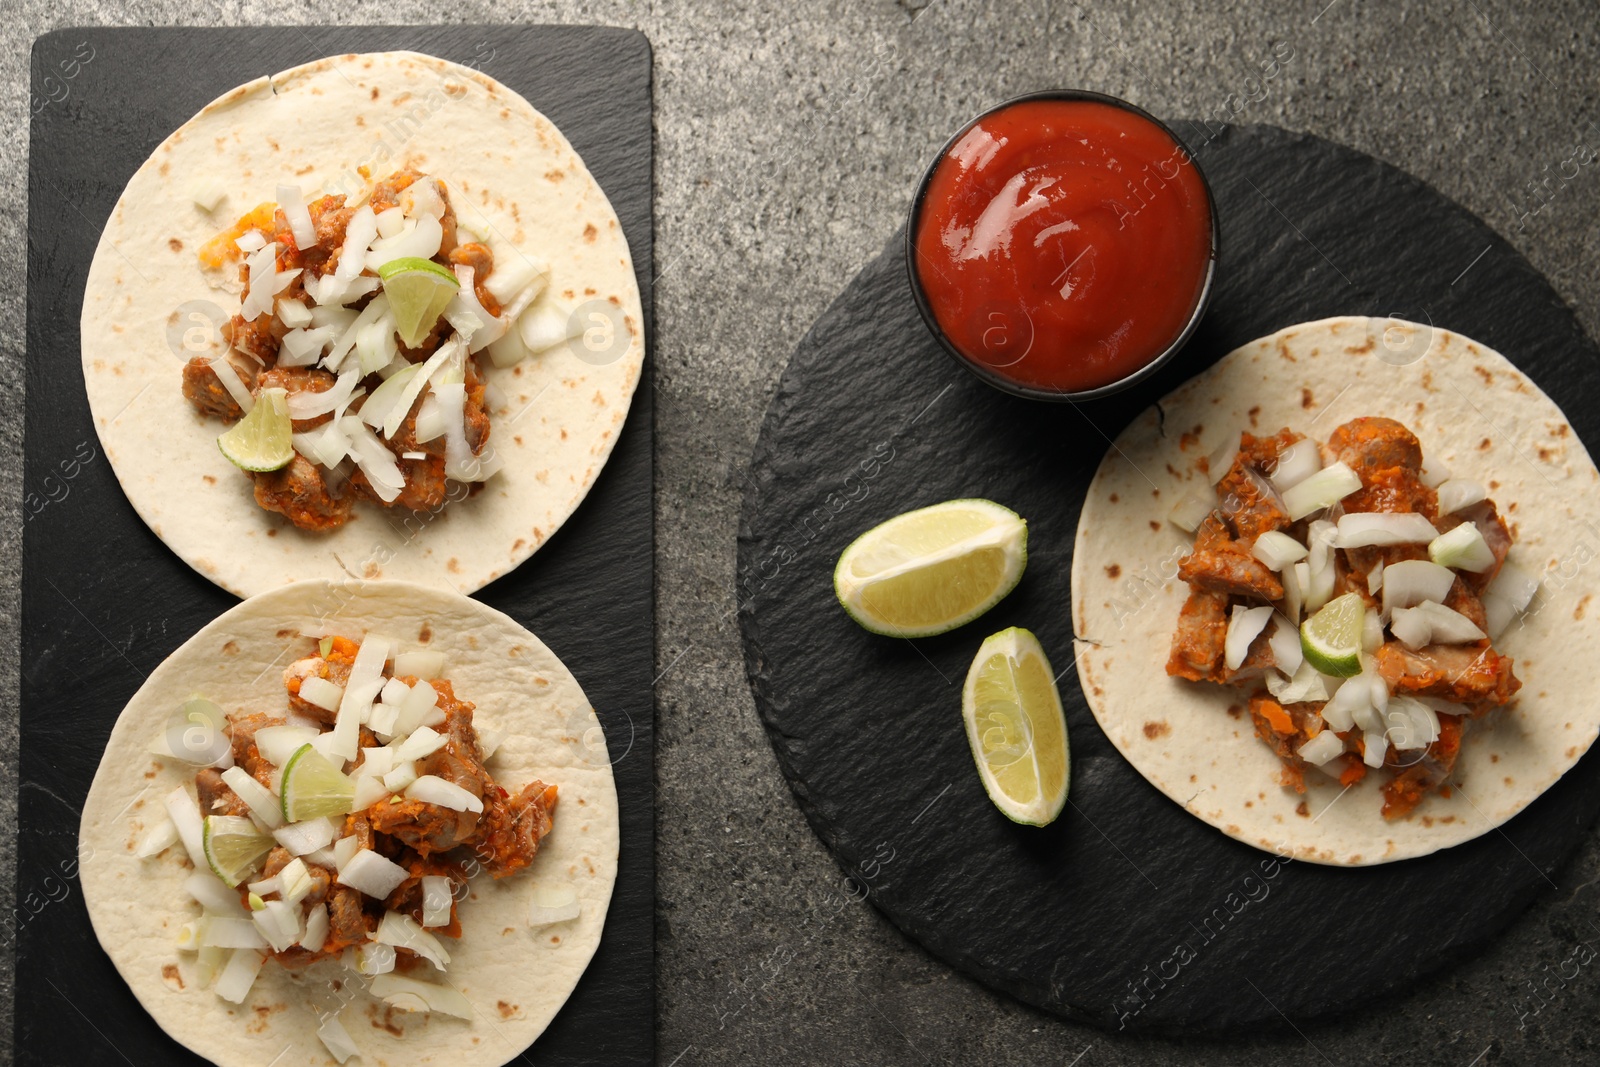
xmin=191 ymin=179 xmax=228 ymax=212
xmin=317 ymin=1013 xmax=360 ymax=1064
xmin=1419 ymin=461 xmax=1452 ymax=489
xmin=356 ymin=746 xmax=396 ymax=779
xmin=273 ymin=816 xmax=341 ymax=857
xmin=485 ymin=326 xmax=533 ymax=369
xmin=476 ymin=727 xmax=505 ymax=761
xmin=1225 ymin=605 xmax=1274 ymax=671
xmin=221 ymin=766 xmax=285 ymax=829
xmin=1382 ymin=559 xmax=1458 ymax=617
xmin=1390 ymin=600 xmax=1488 ymax=649
xmin=199 ymin=916 xmax=268 ymax=950
xmin=1297 ymin=730 xmax=1345 ymax=766
xmin=337 ymin=205 xmax=380 ymax=282
xmin=1206 ymin=433 xmax=1240 ymax=486
xmin=361 ymin=364 xmax=421 ymax=433
xmin=406 ymin=775 xmax=484 ymax=813
xmin=1334 ymin=512 xmax=1441 ymax=548
xmin=1322 ymin=673 xmax=1370 ymax=732
xmin=1304 ymin=522 xmax=1338 ymax=614
xmin=1284 ymin=561 xmax=1307 ymax=622
xmin=235 ymin=230 xmax=267 ymax=254
xmin=1435 ymin=478 xmax=1487 ymax=516
xmin=413 ymin=395 xmax=447 ymax=444
xmin=1362 ymin=727 xmax=1389 ymax=768
xmin=354 ymin=942 xmax=397 ymax=976
xmin=1266 ymin=614 xmax=1303 ymax=676
xmin=1169 ymin=487 xmax=1219 ymax=533
xmin=421 ymin=876 xmax=454 ymax=928
xmin=400 ymin=177 xmax=447 ymax=220
xmin=277 ymin=858 xmax=315 ymax=904
xmin=376 ymin=910 xmax=452 ymax=969
xmin=338 ymin=849 xmax=410 ymax=900
xmin=1362 ymin=609 xmax=1384 ymax=651
xmin=380 ymin=335 xmax=462 ymax=439
xmin=214 ymin=948 xmax=266 ymax=1004
xmin=254 ymin=725 xmax=320 ymax=768
xmin=379 ymin=677 xmax=411 ymax=707
xmin=1251 ymin=530 xmax=1308 ymax=571
xmin=1384 ymin=695 xmax=1441 ymax=750
xmin=165 ymin=787 xmax=208 ymax=871
xmin=1367 ymin=560 xmax=1385 ymax=596
xmin=1266 ymin=659 xmax=1329 ymax=704
xmin=394 ymin=650 xmax=445 ymax=680
xmin=485 ymin=248 xmax=550 ymax=305
xmin=1430 ymin=522 xmax=1497 ymax=573
xmin=333 ymin=635 xmax=391 ymax=761
xmin=333 ymin=835 xmax=363 ymax=872
xmin=1269 ymin=439 xmax=1322 ymax=492
xmin=287 ymin=368 xmax=361 ymax=420
xmin=277 ymin=184 xmax=317 ymax=250
xmin=210 ymin=356 xmax=255 ymax=414
xmin=302 ymin=903 xmax=331 ymax=954
xmin=368 ymin=704 xmax=401 ymax=741
xmin=364 ymin=213 xmax=444 ymax=272
xmin=340 ymin=416 xmax=406 ymax=504
xmin=277 ymin=325 xmax=337 ymax=368
xmin=528 ymin=884 xmax=581 ymax=926
xmin=135 ymin=817 xmax=180 ymax=858
xmin=298 ymin=675 xmax=345 ymax=713
xmin=394 ymin=680 xmax=440 ymax=737
xmin=277 ymin=298 xmax=313 ymax=328
xmin=369 ymin=973 xmax=474 ymax=1019
xmin=375 ymin=206 xmax=406 ymax=238
xmin=1486 ymin=559 xmax=1540 ymax=614
xmin=382 ymin=761 xmax=419 ymax=793
xmin=1282 ymin=462 xmax=1362 ymax=521
xmin=252 ymin=899 xmax=303 ymax=953
xmin=184 ymin=871 xmax=246 ymax=914
xmin=355 ymin=313 xmax=401 ymax=375
xmin=395 ymin=726 xmax=447 ymax=763
xmin=445 ymin=265 xmax=509 ymax=352
xmin=518 ymin=301 xmax=583 ymax=354
xmin=321 ymin=293 xmax=390 ymax=372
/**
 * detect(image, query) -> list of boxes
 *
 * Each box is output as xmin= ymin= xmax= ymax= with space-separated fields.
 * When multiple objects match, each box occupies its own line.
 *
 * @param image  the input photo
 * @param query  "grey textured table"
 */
xmin=7 ymin=3 xmax=1600 ymax=1065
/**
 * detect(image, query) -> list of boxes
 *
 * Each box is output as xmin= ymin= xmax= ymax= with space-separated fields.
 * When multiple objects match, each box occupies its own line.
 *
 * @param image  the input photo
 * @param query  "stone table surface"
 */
xmin=5 ymin=2 xmax=1600 ymax=1065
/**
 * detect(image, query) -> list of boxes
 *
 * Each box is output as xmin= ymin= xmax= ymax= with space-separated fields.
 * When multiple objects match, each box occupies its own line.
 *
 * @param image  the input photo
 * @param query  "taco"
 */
xmin=79 ymin=580 xmax=618 ymax=1065
xmin=1072 ymin=317 xmax=1600 ymax=864
xmin=81 ymin=52 xmax=644 ymax=598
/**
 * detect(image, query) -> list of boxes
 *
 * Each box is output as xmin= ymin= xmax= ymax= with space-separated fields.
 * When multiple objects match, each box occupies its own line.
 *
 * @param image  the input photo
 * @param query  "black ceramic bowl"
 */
xmin=905 ymin=89 xmax=1220 ymax=403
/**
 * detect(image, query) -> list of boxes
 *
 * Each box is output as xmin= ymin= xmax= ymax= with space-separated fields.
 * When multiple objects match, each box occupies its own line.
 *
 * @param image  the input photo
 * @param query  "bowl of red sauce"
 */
xmin=907 ymin=90 xmax=1218 ymax=401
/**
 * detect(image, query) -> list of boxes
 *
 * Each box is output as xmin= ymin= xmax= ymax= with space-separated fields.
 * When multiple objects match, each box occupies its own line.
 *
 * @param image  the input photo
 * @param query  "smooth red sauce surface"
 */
xmin=913 ymin=99 xmax=1214 ymax=393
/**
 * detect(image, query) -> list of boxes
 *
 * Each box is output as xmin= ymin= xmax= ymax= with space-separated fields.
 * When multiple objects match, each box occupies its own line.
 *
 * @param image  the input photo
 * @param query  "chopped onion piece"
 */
xmin=406 ymin=774 xmax=484 ymax=813
xmin=369 ymin=973 xmax=474 ymax=1019
xmin=321 ymin=293 xmax=390 ymax=371
xmin=486 ymin=325 xmax=533 ymax=369
xmin=1284 ymin=561 xmax=1307 ymax=623
xmin=375 ymin=334 xmax=460 ymax=440
xmin=383 ymin=761 xmax=419 ymax=793
xmin=214 ymin=948 xmax=266 ymax=1004
xmin=200 ymin=916 xmax=268 ymax=950
xmin=395 ymin=726 xmax=447 ymax=762
xmin=1487 ymin=559 xmax=1540 ymax=613
xmin=252 ymin=899 xmax=303 ymax=953
xmin=375 ymin=205 xmax=406 ymax=238
xmin=191 ymin=178 xmax=228 ymax=212
xmin=1367 ymin=560 xmax=1385 ymax=596
xmin=300 ymin=903 xmax=331 ymax=955
xmin=135 ymin=817 xmax=180 ymax=858
xmin=278 ymin=858 xmax=315 ymax=904
xmin=165 ymin=787 xmax=208 ymax=870
xmin=368 ymin=703 xmax=401 ymax=741
xmin=1390 ymin=600 xmax=1487 ymax=649
xmin=298 ymin=675 xmax=345 ymax=713
xmin=210 ymin=356 xmax=255 ymax=414
xmin=376 ymin=910 xmax=452 ymax=969
xmin=364 ymin=212 xmax=444 ymax=272
xmin=354 ymin=942 xmax=397 ymax=976
xmin=380 ymin=677 xmax=412 ymax=707
xmin=1362 ymin=726 xmax=1389 ymax=768
xmin=1334 ymin=512 xmax=1440 ymax=548
xmin=255 ymin=725 xmax=320 ymax=768
xmin=1206 ymin=433 xmax=1240 ymax=486
xmin=185 ymin=871 xmax=246 ymax=914
xmin=528 ymin=884 xmax=581 ymax=926
xmin=337 ymin=205 xmax=380 ymax=281
xmin=1322 ymin=673 xmax=1370 ymax=732
xmin=413 ymin=395 xmax=447 ymax=443
xmin=1304 ymin=522 xmax=1338 ymax=614
xmin=333 ymin=834 xmax=363 ymax=872
xmin=421 ymin=876 xmax=454 ymax=928
xmin=274 ymin=816 xmax=341 ymax=857
xmin=1362 ymin=609 xmax=1384 ymax=652
xmin=485 ymin=247 xmax=550 ymax=305
xmin=1266 ymin=614 xmax=1303 ymax=676
xmin=221 ymin=766 xmax=285 ymax=829
xmin=476 ymin=727 xmax=506 ymax=761
xmin=1269 ymin=439 xmax=1322 ymax=492
xmin=333 ymin=638 xmax=390 ymax=761
xmin=277 ymin=325 xmax=336 ymax=368
xmin=445 ymin=265 xmax=509 ymax=352
xmin=1251 ymin=530 xmax=1308 ymax=572
xmin=1435 ymin=478 xmax=1488 ymax=516
xmin=352 ymin=774 xmax=391 ymax=811
xmin=277 ymin=184 xmax=317 ymax=250
xmin=1382 ymin=560 xmax=1458 ymax=617
xmin=1266 ymin=659 xmax=1330 ymax=704
xmin=1418 ymin=461 xmax=1451 ymax=489
xmin=1225 ymin=605 xmax=1274 ymax=671
xmin=395 ymin=680 xmax=440 ymax=737
xmin=1430 ymin=521 xmax=1496 ymax=573
xmin=1282 ymin=462 xmax=1362 ymax=520
xmin=235 ymin=230 xmax=267 ymax=253
xmin=277 ymin=298 xmax=313 ymax=329
xmin=287 ymin=368 xmax=362 ymax=420
xmin=394 ymin=650 xmax=445 ymax=680
xmin=518 ymin=300 xmax=585 ymax=354
xmin=356 ymin=746 xmax=395 ymax=779
xmin=317 ymin=1013 xmax=360 ymax=1064
xmin=339 ymin=848 xmax=410 ymax=900
xmin=1169 ymin=487 xmax=1219 ymax=533
xmin=400 ymin=177 xmax=446 ymax=219
xmin=1297 ymin=730 xmax=1345 ymax=766
xmin=341 ymin=415 xmax=407 ymax=504
xmin=361 ymin=364 xmax=421 ymax=432
xmin=1384 ymin=695 xmax=1441 ymax=750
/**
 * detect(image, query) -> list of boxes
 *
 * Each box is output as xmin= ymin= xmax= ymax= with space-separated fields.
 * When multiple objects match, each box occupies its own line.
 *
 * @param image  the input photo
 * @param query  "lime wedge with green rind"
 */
xmin=217 ymin=387 xmax=293 ymax=472
xmin=379 ymin=256 xmax=459 ymax=347
xmin=1301 ymin=592 xmax=1366 ymax=677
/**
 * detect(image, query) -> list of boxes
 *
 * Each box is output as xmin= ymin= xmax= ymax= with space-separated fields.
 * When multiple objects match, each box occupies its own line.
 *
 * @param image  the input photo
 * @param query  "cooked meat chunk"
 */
xmin=1444 ymin=578 xmax=1488 ymax=632
xmin=464 ymin=354 xmax=492 ymax=455
xmin=324 ymin=885 xmax=373 ymax=953
xmin=1217 ymin=464 xmax=1290 ymax=544
xmin=396 ymin=454 xmax=450 ymax=511
xmin=182 ymin=356 xmax=255 ymax=421
xmin=225 ymin=310 xmax=280 ymax=364
xmin=1449 ymin=501 xmax=1512 ymax=593
xmin=1327 ymin=417 xmax=1423 ymax=476
xmin=195 ymin=767 xmax=251 ymax=818
xmin=256 ymin=366 xmax=337 ymax=431
xmin=227 ymin=712 xmax=286 ymax=765
xmin=253 ymin=455 xmax=354 ymax=531
xmin=477 ymin=780 xmax=558 ymax=878
xmin=1341 ymin=465 xmax=1437 ymax=522
xmin=1380 ymin=716 xmax=1464 ymax=820
xmin=1246 ymin=694 xmax=1325 ymax=793
xmin=447 ymin=242 xmax=500 ymax=314
xmin=368 ymin=795 xmax=479 ymax=855
xmin=367 ymin=681 xmax=488 ymax=854
xmin=1375 ymin=642 xmax=1521 ymax=706
xmin=1177 ymin=518 xmax=1284 ymax=601
xmin=1167 ymin=589 xmax=1230 ymax=682
xmin=283 ymin=638 xmax=359 ymax=723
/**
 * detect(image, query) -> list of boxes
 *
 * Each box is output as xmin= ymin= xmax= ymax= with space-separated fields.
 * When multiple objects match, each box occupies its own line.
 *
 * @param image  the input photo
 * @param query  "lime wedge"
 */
xmin=279 ymin=743 xmax=356 ymax=823
xmin=379 ymin=256 xmax=459 ymax=347
xmin=962 ymin=627 xmax=1070 ymax=826
xmin=202 ymin=815 xmax=273 ymax=888
xmin=833 ymin=499 xmax=1027 ymax=638
xmin=217 ymin=387 xmax=293 ymax=472
xmin=1301 ymin=592 xmax=1366 ymax=677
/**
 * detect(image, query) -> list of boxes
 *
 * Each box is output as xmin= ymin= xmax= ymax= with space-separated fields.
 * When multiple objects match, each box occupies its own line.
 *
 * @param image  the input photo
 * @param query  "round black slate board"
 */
xmin=736 ymin=123 xmax=1600 ymax=1034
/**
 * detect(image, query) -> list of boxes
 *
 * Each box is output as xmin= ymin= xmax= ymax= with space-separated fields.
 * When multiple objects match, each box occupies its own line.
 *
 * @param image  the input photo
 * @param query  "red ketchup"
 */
xmin=912 ymin=98 xmax=1214 ymax=394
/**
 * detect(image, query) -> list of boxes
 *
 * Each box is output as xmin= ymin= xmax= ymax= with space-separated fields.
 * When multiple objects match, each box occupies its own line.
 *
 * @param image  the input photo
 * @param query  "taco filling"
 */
xmin=149 ymin=631 xmax=567 ymax=1062
xmin=1164 ymin=416 xmax=1537 ymax=820
xmin=184 ymin=168 xmax=554 ymax=530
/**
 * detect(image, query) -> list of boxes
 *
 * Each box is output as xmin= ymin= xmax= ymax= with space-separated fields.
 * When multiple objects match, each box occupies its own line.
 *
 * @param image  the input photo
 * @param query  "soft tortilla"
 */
xmin=81 ymin=51 xmax=644 ymax=598
xmin=1072 ymin=316 xmax=1600 ymax=865
xmin=79 ymin=580 xmax=619 ymax=1066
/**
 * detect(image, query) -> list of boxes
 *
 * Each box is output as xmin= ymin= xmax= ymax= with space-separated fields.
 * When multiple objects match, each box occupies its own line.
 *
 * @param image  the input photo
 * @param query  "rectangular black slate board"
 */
xmin=21 ymin=25 xmax=653 ymax=1066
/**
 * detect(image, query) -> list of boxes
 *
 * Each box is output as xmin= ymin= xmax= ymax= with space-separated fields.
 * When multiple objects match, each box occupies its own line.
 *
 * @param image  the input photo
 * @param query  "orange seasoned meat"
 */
xmin=1380 ymin=715 xmax=1464 ymax=820
xmin=252 ymin=455 xmax=354 ymax=531
xmin=181 ymin=356 xmax=255 ymax=421
xmin=1167 ymin=589 xmax=1229 ymax=681
xmin=1327 ymin=417 xmax=1423 ymax=476
xmin=477 ymin=780 xmax=559 ymax=879
xmin=1375 ymin=642 xmax=1521 ymax=706
xmin=1177 ymin=518 xmax=1284 ymax=601
xmin=257 ymin=366 xmax=338 ymax=431
xmin=1341 ymin=465 xmax=1437 ymax=522
xmin=195 ymin=767 xmax=250 ymax=819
